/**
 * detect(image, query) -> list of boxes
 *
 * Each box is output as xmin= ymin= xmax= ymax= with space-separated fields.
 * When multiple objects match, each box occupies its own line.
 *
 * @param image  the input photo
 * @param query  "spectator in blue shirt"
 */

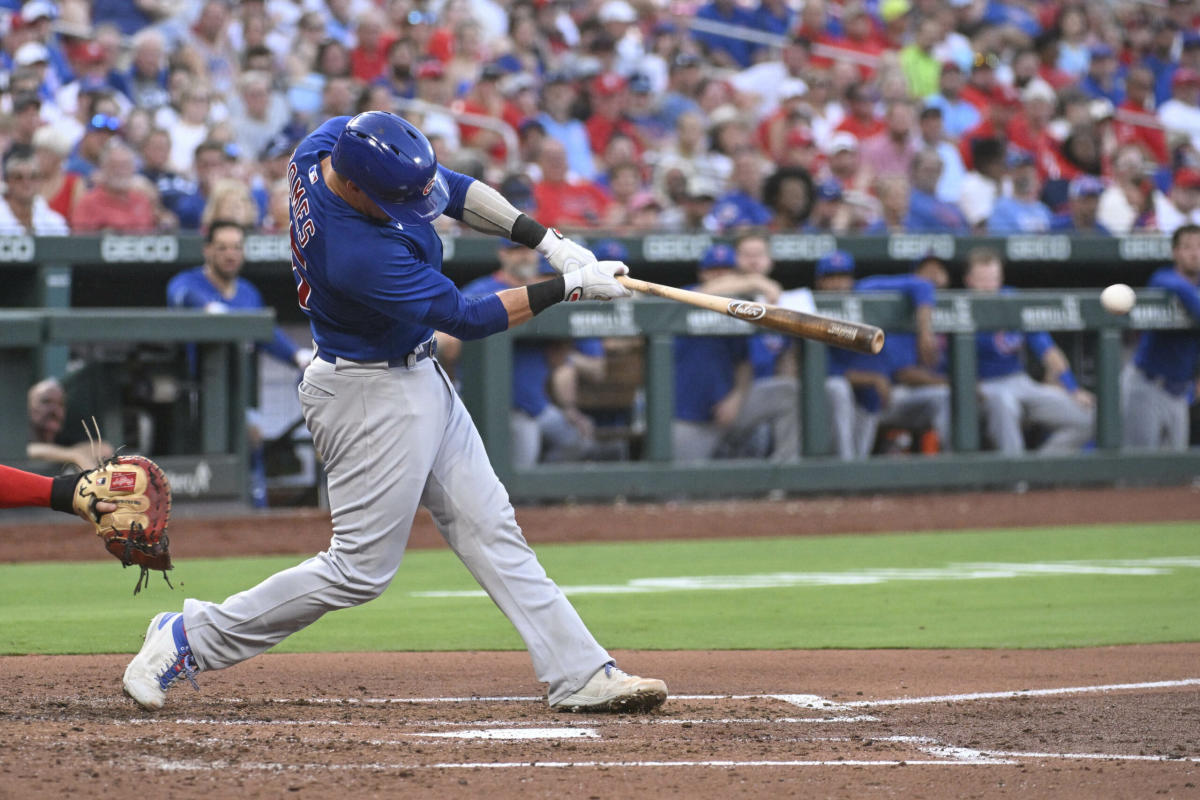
xmin=692 ymin=0 xmax=758 ymax=68
xmin=710 ymin=149 xmax=772 ymax=231
xmin=906 ymin=148 xmax=970 ymax=233
xmin=923 ymin=61 xmax=982 ymax=138
xmin=536 ymin=71 xmax=596 ymax=180
xmin=964 ymin=247 xmax=1094 ymax=455
xmin=167 ymin=221 xmax=311 ymax=507
xmin=1049 ymin=175 xmax=1112 ymax=235
xmin=1122 ymin=224 xmax=1200 ymax=450
xmin=1079 ymin=44 xmax=1126 ymax=106
xmin=988 ymin=150 xmax=1051 ymax=233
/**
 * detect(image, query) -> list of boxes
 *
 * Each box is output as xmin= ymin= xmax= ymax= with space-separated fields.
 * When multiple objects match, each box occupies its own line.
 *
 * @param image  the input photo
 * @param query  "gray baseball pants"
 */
xmin=1121 ymin=363 xmax=1189 ymax=450
xmin=978 ymin=372 xmax=1094 ymax=454
xmin=671 ymin=375 xmax=799 ymax=462
xmin=878 ymin=384 xmax=952 ymax=450
xmin=183 ymin=355 xmax=610 ymax=704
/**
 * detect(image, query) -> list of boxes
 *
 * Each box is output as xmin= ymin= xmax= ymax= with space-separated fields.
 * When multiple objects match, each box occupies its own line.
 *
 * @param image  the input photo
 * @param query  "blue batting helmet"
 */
xmin=331 ymin=111 xmax=450 ymax=225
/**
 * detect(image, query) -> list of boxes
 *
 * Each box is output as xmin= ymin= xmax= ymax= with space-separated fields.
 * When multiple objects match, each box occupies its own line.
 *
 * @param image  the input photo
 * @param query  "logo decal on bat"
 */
xmin=727 ymin=300 xmax=767 ymax=321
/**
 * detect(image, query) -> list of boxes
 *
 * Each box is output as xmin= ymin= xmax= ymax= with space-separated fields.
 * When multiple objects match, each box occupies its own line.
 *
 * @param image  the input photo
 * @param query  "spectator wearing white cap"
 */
xmin=1150 ymin=169 xmax=1200 ymax=235
xmin=1159 ymin=69 xmax=1200 ymax=155
xmin=115 ymin=27 xmax=171 ymax=111
xmin=16 ymin=1 xmax=72 ymax=95
xmin=597 ymin=0 xmax=644 ymax=78
xmin=32 ymin=124 xmax=83 ymax=224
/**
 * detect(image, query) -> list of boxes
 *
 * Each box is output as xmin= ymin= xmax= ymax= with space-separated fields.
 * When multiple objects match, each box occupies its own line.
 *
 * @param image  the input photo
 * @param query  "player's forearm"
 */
xmin=461 ymin=181 xmax=525 ymax=238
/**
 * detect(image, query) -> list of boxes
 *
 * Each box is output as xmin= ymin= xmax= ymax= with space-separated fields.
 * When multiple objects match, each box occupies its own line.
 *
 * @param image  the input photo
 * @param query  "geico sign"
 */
xmin=0 ymin=235 xmax=35 ymax=262
xmin=100 ymin=235 xmax=179 ymax=262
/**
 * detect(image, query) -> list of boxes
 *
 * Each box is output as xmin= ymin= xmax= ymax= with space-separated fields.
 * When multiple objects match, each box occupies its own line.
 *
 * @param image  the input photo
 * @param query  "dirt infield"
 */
xmin=2 ymin=485 xmax=1198 ymax=798
xmin=0 ymin=648 xmax=1197 ymax=799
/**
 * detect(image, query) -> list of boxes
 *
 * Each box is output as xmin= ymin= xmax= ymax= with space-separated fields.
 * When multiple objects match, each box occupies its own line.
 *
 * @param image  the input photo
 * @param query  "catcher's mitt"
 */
xmin=72 ymin=455 xmax=173 ymax=594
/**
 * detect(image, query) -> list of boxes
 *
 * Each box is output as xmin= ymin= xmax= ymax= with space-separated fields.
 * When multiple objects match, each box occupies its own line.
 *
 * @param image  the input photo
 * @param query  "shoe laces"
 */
xmin=603 ymin=661 xmax=625 ymax=679
xmin=157 ymin=644 xmax=200 ymax=692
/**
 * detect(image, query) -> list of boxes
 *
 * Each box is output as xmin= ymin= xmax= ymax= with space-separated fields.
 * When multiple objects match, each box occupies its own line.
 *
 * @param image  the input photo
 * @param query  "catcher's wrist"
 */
xmin=49 ymin=472 xmax=81 ymax=514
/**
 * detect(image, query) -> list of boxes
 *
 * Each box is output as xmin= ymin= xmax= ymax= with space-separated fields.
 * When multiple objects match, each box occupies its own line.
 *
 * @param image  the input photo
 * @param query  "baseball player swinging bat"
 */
xmin=616 ymin=275 xmax=885 ymax=355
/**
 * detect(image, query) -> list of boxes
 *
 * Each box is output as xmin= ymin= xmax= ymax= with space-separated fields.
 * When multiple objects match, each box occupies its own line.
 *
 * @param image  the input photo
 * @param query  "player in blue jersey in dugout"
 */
xmin=963 ymin=247 xmax=1095 ymax=454
xmin=125 ymin=111 xmax=668 ymax=714
xmin=1122 ymin=224 xmax=1200 ymax=450
xmin=166 ymin=219 xmax=312 ymax=507
xmin=436 ymin=240 xmax=616 ymax=467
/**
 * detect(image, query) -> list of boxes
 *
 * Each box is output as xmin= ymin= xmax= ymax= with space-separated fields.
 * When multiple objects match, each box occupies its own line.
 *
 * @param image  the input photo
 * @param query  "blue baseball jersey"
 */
xmin=974 ymin=289 xmax=1055 ymax=379
xmin=673 ymin=283 xmax=750 ymax=422
xmin=287 ymin=116 xmax=508 ymax=363
xmin=748 ymin=333 xmax=790 ymax=379
xmin=463 ymin=273 xmax=603 ymax=417
xmin=1133 ymin=267 xmax=1200 ymax=395
xmin=166 ymin=266 xmax=299 ymax=365
xmin=854 ymin=274 xmax=941 ymax=375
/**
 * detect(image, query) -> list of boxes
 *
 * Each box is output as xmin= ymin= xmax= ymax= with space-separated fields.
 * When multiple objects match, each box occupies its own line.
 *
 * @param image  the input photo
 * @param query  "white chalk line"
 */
xmin=248 ymin=678 xmax=1200 ymax=709
xmin=116 ymin=715 xmax=880 ymax=728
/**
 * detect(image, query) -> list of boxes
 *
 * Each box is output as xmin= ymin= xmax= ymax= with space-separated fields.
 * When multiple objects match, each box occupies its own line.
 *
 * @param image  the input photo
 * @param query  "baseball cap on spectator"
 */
xmin=1068 ymin=174 xmax=1105 ymax=199
xmin=815 ymin=250 xmax=855 ymax=277
xmin=501 ymin=73 xmax=538 ymax=95
xmin=629 ymin=72 xmax=653 ymax=94
xmin=592 ymin=72 xmax=627 ymax=96
xmin=815 ymin=179 xmax=844 ymax=201
xmin=1175 ymin=169 xmax=1200 ymax=190
xmin=479 ymin=63 xmax=506 ymax=81
xmin=20 ymin=1 xmax=57 ymax=23
xmin=543 ymin=69 xmax=574 ymax=85
xmin=71 ymin=40 xmax=107 ymax=65
xmin=1172 ymin=68 xmax=1200 ymax=88
xmin=630 ymin=191 xmax=663 ymax=211
xmin=13 ymin=41 xmax=49 ymax=66
xmin=416 ymin=60 xmax=445 ymax=79
xmin=1089 ymin=98 xmax=1115 ymax=121
xmin=699 ymin=243 xmax=737 ymax=271
xmin=591 ymin=239 xmax=629 ymax=261
xmin=1006 ymin=149 xmax=1035 ymax=168
xmin=787 ymin=127 xmax=816 ymax=149
xmin=919 ymin=104 xmax=943 ymax=121
xmin=880 ymin=0 xmax=910 ymax=22
xmin=1088 ymin=43 xmax=1115 ymax=61
xmin=518 ymin=118 xmax=546 ymax=137
xmin=598 ymin=0 xmax=637 ymax=23
xmin=826 ymin=131 xmax=859 ymax=155
xmin=1021 ymin=79 xmax=1056 ymax=105
xmin=671 ymin=52 xmax=702 ymax=70
xmin=686 ymin=174 xmax=720 ymax=200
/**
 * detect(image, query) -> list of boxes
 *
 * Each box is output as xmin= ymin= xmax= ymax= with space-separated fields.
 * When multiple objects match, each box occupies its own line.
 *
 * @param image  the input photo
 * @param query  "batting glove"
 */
xmin=563 ymin=260 xmax=632 ymax=302
xmin=536 ymin=229 xmax=598 ymax=274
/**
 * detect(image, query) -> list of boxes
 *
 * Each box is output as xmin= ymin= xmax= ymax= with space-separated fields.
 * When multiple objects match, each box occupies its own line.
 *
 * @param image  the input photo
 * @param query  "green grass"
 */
xmin=1 ymin=522 xmax=1197 ymax=655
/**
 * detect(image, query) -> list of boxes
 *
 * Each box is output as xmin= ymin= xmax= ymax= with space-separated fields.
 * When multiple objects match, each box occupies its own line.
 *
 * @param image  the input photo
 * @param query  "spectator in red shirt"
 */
xmin=828 ymin=2 xmax=887 ymax=80
xmin=835 ymin=83 xmax=885 ymax=141
xmin=960 ymin=84 xmax=1021 ymax=169
xmin=1033 ymin=32 xmax=1076 ymax=91
xmin=1008 ymin=81 xmax=1065 ymax=182
xmin=457 ymin=64 xmax=510 ymax=163
xmin=1114 ymin=64 xmax=1169 ymax=165
xmin=532 ymin=139 xmax=612 ymax=229
xmin=72 ymin=141 xmax=156 ymax=232
xmin=349 ymin=8 xmax=395 ymax=83
xmin=959 ymin=51 xmax=1002 ymax=111
xmin=585 ymin=73 xmax=644 ymax=158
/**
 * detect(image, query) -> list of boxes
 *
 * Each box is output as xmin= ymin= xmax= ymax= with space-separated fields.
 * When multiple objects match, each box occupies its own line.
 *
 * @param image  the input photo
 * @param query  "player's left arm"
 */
xmin=1152 ymin=270 xmax=1200 ymax=319
xmin=1031 ymin=332 xmax=1094 ymax=406
xmin=445 ymin=168 xmax=598 ymax=273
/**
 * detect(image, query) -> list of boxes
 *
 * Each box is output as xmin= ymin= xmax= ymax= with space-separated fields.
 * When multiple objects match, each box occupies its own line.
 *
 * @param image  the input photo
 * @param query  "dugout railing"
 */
xmin=458 ymin=289 xmax=1200 ymax=501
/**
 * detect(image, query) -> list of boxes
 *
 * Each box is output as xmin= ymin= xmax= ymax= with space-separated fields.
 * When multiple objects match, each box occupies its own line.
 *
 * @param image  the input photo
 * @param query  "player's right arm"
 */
xmin=1151 ymin=269 xmax=1200 ymax=319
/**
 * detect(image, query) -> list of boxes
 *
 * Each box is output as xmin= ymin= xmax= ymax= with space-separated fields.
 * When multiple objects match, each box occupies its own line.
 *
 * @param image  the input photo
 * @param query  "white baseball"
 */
xmin=1100 ymin=283 xmax=1136 ymax=315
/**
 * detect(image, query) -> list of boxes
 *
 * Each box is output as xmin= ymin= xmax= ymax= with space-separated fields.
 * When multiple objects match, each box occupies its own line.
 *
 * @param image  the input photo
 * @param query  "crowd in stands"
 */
xmin=0 ymin=0 xmax=1197 ymax=237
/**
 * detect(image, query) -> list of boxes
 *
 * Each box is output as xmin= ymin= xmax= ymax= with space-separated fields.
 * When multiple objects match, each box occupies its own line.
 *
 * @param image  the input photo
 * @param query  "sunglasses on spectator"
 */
xmin=89 ymin=113 xmax=121 ymax=131
xmin=972 ymin=52 xmax=999 ymax=70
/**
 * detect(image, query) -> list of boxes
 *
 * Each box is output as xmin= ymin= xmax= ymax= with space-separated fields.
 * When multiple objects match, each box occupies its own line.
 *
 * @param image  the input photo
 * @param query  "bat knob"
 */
xmin=868 ymin=329 xmax=885 ymax=354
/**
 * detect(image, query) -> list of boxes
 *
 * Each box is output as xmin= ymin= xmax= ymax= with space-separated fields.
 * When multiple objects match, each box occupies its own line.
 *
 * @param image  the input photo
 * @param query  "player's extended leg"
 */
xmin=824 ymin=375 xmax=857 ymax=460
xmin=671 ymin=419 xmax=723 ymax=462
xmin=420 ymin=365 xmax=663 ymax=709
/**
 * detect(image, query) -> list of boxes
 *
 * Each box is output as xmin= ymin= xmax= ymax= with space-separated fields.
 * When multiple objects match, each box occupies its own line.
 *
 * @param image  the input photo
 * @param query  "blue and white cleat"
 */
xmin=551 ymin=662 xmax=667 ymax=713
xmin=122 ymin=612 xmax=200 ymax=710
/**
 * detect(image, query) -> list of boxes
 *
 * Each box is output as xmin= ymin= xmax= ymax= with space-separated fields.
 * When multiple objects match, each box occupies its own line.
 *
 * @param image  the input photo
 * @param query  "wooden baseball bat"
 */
xmin=617 ymin=275 xmax=884 ymax=355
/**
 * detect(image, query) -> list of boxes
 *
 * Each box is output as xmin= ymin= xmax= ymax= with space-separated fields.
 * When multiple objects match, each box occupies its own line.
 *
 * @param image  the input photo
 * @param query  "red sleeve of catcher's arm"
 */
xmin=0 ymin=464 xmax=53 ymax=509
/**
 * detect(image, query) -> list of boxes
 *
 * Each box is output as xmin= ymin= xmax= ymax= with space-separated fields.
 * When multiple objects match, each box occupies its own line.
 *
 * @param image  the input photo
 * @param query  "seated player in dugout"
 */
xmin=672 ymin=241 xmax=798 ymax=462
xmin=166 ymin=220 xmax=312 ymax=507
xmin=436 ymin=240 xmax=621 ymax=467
xmin=27 ymin=378 xmax=114 ymax=472
xmin=854 ymin=252 xmax=952 ymax=455
xmin=964 ymin=247 xmax=1095 ymax=455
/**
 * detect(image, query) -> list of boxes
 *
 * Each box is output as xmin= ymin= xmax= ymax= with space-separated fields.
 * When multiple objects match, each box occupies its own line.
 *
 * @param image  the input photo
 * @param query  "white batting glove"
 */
xmin=536 ymin=228 xmax=598 ymax=274
xmin=563 ymin=260 xmax=631 ymax=302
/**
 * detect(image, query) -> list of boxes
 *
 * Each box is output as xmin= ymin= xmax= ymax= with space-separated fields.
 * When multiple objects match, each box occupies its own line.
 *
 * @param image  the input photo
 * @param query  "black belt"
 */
xmin=316 ymin=337 xmax=438 ymax=369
